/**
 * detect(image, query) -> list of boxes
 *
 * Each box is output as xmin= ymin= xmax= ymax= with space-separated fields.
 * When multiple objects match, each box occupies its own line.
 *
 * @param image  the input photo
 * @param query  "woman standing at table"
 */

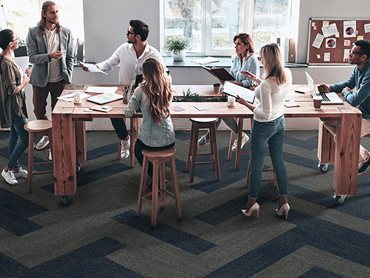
xmin=125 ymin=58 xmax=175 ymax=189
xmin=0 ymin=29 xmax=30 ymax=185
xmin=198 ymin=33 xmax=260 ymax=151
xmin=237 ymin=43 xmax=292 ymax=219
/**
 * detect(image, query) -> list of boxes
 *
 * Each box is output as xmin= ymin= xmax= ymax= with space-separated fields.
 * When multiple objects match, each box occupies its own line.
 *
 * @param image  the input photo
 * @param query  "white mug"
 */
xmin=74 ymin=92 xmax=82 ymax=104
xmin=227 ymin=96 xmax=235 ymax=107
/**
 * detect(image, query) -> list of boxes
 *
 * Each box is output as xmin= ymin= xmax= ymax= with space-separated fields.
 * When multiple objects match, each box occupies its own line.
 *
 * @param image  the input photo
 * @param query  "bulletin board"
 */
xmin=307 ymin=18 xmax=370 ymax=65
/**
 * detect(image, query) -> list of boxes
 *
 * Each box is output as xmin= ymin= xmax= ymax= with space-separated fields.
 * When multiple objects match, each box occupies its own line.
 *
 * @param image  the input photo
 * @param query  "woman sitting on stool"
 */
xmin=125 ymin=58 xmax=175 ymax=189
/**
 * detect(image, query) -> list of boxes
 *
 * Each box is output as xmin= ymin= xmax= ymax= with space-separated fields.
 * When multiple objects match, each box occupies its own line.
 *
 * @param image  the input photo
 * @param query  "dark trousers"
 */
xmin=32 ymin=80 xmax=66 ymax=120
xmin=110 ymin=118 xmax=128 ymax=140
xmin=134 ymin=139 xmax=175 ymax=178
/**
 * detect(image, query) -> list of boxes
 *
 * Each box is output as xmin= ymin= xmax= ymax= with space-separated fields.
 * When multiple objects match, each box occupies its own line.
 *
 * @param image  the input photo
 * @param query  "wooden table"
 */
xmin=52 ymin=85 xmax=361 ymax=201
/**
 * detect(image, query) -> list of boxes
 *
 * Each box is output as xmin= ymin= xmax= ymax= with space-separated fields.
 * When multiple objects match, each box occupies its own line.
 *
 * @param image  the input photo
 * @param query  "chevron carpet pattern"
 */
xmin=1 ymin=130 xmax=370 ymax=278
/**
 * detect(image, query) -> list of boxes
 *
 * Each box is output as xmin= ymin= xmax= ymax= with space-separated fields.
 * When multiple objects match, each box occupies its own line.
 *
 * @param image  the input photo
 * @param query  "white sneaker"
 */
xmin=48 ymin=149 xmax=52 ymax=161
xmin=13 ymin=167 xmax=28 ymax=179
xmin=198 ymin=134 xmax=210 ymax=146
xmin=35 ymin=136 xmax=49 ymax=150
xmin=120 ymin=136 xmax=130 ymax=159
xmin=1 ymin=169 xmax=18 ymax=185
xmin=231 ymin=132 xmax=249 ymax=152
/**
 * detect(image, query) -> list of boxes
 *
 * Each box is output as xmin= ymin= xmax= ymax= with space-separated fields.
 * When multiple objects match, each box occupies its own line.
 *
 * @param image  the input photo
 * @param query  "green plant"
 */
xmin=173 ymin=88 xmax=227 ymax=102
xmin=165 ymin=36 xmax=188 ymax=54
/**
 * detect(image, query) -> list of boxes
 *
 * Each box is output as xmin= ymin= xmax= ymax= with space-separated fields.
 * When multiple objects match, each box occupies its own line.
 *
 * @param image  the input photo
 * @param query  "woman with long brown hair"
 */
xmin=125 ymin=58 xmax=175 ymax=187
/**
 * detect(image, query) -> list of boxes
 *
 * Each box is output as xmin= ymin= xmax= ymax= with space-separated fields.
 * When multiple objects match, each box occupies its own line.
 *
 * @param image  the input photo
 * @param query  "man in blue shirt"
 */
xmin=318 ymin=40 xmax=370 ymax=174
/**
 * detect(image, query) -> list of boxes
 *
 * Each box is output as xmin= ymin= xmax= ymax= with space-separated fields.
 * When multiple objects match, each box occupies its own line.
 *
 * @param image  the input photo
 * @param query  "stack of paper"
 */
xmin=192 ymin=57 xmax=219 ymax=65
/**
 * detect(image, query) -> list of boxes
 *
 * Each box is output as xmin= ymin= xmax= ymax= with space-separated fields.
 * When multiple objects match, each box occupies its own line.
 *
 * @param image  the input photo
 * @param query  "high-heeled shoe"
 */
xmin=241 ymin=202 xmax=260 ymax=218
xmin=275 ymin=203 xmax=290 ymax=220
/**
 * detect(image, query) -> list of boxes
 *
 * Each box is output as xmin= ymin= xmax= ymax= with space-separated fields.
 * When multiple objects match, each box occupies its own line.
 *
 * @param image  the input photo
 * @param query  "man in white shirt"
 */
xmin=81 ymin=20 xmax=167 ymax=159
xmin=27 ymin=1 xmax=74 ymax=155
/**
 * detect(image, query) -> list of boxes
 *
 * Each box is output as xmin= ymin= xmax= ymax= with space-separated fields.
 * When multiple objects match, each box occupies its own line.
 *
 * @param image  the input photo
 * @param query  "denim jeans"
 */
xmin=249 ymin=115 xmax=288 ymax=199
xmin=110 ymin=118 xmax=128 ymax=140
xmin=8 ymin=114 xmax=29 ymax=169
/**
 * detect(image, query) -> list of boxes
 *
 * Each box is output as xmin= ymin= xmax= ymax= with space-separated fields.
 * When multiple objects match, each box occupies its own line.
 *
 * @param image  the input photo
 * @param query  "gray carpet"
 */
xmin=1 ymin=130 xmax=370 ymax=278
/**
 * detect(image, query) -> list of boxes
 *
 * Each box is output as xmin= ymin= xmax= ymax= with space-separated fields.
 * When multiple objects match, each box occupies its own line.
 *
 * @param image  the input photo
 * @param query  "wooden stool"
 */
xmin=24 ymin=120 xmax=53 ymax=194
xmin=245 ymin=157 xmax=277 ymax=189
xmin=136 ymin=148 xmax=182 ymax=227
xmin=187 ymin=118 xmax=221 ymax=182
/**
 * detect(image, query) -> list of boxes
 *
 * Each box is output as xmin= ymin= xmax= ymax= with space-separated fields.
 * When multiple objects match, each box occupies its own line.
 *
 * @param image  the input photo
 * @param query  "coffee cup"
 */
xmin=227 ymin=96 xmax=235 ymax=107
xmin=213 ymin=83 xmax=221 ymax=94
xmin=74 ymin=92 xmax=82 ymax=104
xmin=313 ymin=95 xmax=322 ymax=109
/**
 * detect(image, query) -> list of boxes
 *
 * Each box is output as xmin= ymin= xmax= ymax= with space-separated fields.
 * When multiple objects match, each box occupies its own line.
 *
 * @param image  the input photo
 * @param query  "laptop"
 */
xmin=305 ymin=72 xmax=343 ymax=105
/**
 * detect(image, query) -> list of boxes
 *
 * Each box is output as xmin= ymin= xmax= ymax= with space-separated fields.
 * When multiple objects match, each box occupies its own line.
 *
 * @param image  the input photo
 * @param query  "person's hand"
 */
xmin=23 ymin=75 xmax=30 ymax=84
xmin=248 ymin=86 xmax=256 ymax=91
xmin=241 ymin=70 xmax=261 ymax=84
xmin=341 ymin=86 xmax=352 ymax=94
xmin=317 ymin=84 xmax=330 ymax=93
xmin=236 ymin=95 xmax=248 ymax=106
xmin=25 ymin=67 xmax=31 ymax=77
xmin=79 ymin=62 xmax=89 ymax=71
xmin=50 ymin=50 xmax=63 ymax=60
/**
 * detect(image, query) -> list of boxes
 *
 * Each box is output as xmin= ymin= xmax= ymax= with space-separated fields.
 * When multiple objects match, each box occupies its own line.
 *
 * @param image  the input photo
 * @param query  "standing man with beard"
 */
xmin=26 ymin=1 xmax=74 ymax=156
xmin=81 ymin=20 xmax=167 ymax=160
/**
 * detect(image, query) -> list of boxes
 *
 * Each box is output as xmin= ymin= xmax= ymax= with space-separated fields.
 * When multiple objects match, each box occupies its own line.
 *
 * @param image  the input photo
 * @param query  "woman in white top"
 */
xmin=237 ymin=43 xmax=292 ymax=219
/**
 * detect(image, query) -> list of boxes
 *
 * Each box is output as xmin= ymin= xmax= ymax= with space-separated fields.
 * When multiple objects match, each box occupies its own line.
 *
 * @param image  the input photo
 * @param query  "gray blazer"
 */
xmin=26 ymin=26 xmax=74 ymax=87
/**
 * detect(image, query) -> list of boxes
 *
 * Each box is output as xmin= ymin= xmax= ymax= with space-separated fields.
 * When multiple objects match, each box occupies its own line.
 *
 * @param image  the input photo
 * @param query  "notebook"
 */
xmin=87 ymin=93 xmax=123 ymax=105
xmin=223 ymin=81 xmax=255 ymax=103
xmin=305 ymin=72 xmax=343 ymax=105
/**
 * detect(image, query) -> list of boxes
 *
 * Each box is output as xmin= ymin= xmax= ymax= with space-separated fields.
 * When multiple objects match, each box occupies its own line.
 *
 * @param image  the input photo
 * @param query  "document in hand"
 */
xmin=80 ymin=62 xmax=107 ymax=75
xmin=202 ymin=66 xmax=235 ymax=81
xmin=223 ymin=81 xmax=255 ymax=104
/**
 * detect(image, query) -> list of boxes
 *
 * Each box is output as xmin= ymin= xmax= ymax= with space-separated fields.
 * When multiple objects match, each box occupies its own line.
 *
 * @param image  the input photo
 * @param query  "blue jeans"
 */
xmin=8 ymin=114 xmax=29 ymax=169
xmin=249 ymin=116 xmax=288 ymax=199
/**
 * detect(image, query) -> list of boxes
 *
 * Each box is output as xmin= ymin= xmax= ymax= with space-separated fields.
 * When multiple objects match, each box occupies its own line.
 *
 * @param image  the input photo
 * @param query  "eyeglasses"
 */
xmin=349 ymin=51 xmax=363 ymax=56
xmin=126 ymin=31 xmax=135 ymax=36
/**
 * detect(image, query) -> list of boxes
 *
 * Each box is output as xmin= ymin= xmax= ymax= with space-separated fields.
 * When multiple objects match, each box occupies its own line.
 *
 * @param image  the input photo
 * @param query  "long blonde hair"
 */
xmin=141 ymin=58 xmax=173 ymax=124
xmin=260 ymin=43 xmax=286 ymax=85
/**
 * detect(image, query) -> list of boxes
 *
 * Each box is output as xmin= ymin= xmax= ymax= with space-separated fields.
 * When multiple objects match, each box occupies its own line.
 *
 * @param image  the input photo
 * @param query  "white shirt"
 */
xmin=96 ymin=43 xmax=167 ymax=85
xmin=253 ymin=68 xmax=292 ymax=122
xmin=45 ymin=29 xmax=63 ymax=83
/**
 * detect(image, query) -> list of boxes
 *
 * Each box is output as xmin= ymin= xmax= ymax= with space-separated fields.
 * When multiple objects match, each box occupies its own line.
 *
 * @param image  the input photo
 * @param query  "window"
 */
xmin=0 ymin=0 xmax=84 ymax=45
xmin=162 ymin=0 xmax=297 ymax=56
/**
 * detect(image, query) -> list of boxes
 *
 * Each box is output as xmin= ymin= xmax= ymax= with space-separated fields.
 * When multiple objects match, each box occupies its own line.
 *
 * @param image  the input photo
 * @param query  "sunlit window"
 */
xmin=162 ymin=0 xmax=297 ymax=56
xmin=0 ymin=0 xmax=84 ymax=44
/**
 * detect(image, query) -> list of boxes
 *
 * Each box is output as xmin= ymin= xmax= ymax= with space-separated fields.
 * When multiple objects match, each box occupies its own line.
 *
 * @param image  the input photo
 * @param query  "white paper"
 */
xmin=325 ymin=38 xmax=336 ymax=48
xmin=322 ymin=21 xmax=329 ymax=27
xmin=85 ymin=86 xmax=118 ymax=94
xmin=344 ymin=39 xmax=351 ymax=47
xmin=312 ymin=33 xmax=324 ymax=49
xmin=365 ymin=23 xmax=370 ymax=33
xmin=223 ymin=81 xmax=255 ymax=103
xmin=192 ymin=56 xmax=219 ymax=65
xmin=324 ymin=53 xmax=331 ymax=62
xmin=321 ymin=23 xmax=338 ymax=38
xmin=343 ymin=49 xmax=350 ymax=62
xmin=343 ymin=20 xmax=356 ymax=38
xmin=57 ymin=92 xmax=90 ymax=102
xmin=80 ymin=62 xmax=107 ymax=75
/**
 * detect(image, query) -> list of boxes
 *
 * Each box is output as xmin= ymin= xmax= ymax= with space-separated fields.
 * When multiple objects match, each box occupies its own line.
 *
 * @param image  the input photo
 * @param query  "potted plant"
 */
xmin=165 ymin=36 xmax=188 ymax=61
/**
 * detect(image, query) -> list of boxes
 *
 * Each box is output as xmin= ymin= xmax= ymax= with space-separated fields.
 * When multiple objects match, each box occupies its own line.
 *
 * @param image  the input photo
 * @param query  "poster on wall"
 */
xmin=343 ymin=20 xmax=356 ymax=38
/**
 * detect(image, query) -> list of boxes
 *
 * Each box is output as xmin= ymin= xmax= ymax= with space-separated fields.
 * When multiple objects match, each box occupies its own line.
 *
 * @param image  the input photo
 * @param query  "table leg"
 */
xmin=75 ymin=121 xmax=86 ymax=164
xmin=333 ymin=113 xmax=361 ymax=195
xmin=52 ymin=113 xmax=77 ymax=196
xmin=235 ymin=118 xmax=244 ymax=170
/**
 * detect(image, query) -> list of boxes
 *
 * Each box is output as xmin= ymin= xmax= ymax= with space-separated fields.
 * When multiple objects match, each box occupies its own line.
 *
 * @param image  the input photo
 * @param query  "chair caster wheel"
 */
xmin=318 ymin=162 xmax=329 ymax=173
xmin=333 ymin=193 xmax=347 ymax=205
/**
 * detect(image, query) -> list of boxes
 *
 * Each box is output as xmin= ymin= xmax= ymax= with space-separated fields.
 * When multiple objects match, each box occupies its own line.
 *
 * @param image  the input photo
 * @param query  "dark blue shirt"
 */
xmin=331 ymin=59 xmax=370 ymax=119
